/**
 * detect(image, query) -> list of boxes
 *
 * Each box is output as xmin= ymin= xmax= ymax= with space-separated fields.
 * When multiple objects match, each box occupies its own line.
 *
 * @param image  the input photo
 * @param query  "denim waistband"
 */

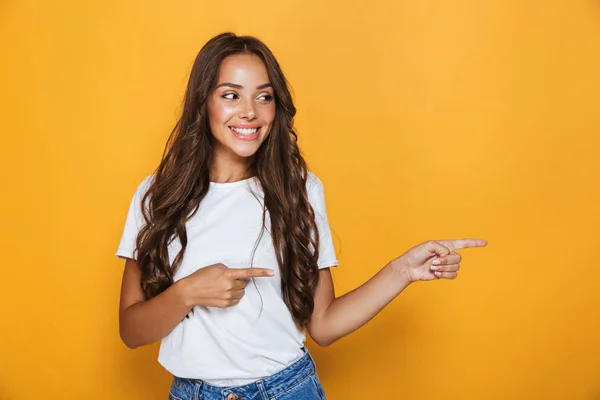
xmin=171 ymin=347 xmax=316 ymax=399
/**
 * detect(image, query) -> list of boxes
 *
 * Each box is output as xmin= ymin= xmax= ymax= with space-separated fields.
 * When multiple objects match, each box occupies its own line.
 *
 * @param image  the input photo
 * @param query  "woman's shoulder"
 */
xmin=305 ymin=171 xmax=325 ymax=196
xmin=138 ymin=173 xmax=155 ymax=189
xmin=130 ymin=173 xmax=155 ymax=200
xmin=306 ymin=170 xmax=323 ymax=188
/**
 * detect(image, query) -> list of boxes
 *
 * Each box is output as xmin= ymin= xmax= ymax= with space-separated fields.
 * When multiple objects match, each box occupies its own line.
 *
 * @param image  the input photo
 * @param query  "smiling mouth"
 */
xmin=229 ymin=126 xmax=259 ymax=136
xmin=228 ymin=126 xmax=262 ymax=142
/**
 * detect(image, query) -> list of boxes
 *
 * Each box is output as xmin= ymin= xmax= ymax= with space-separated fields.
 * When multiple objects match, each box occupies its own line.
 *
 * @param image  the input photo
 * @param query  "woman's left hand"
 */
xmin=395 ymin=239 xmax=488 ymax=283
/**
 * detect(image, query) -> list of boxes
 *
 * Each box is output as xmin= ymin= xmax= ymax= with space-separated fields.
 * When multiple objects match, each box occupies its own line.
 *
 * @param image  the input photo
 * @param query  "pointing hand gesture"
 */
xmin=180 ymin=263 xmax=275 ymax=308
xmin=397 ymin=239 xmax=488 ymax=283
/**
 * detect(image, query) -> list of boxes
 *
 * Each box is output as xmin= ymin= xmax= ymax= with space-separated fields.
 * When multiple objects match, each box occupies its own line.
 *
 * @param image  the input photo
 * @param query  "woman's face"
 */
xmin=207 ymin=53 xmax=276 ymax=160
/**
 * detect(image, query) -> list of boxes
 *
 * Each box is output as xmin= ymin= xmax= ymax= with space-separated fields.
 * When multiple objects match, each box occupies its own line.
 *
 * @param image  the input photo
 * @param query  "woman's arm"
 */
xmin=119 ymin=258 xmax=192 ymax=349
xmin=306 ymin=262 xmax=410 ymax=347
xmin=306 ymin=239 xmax=487 ymax=346
xmin=118 ymin=258 xmax=275 ymax=348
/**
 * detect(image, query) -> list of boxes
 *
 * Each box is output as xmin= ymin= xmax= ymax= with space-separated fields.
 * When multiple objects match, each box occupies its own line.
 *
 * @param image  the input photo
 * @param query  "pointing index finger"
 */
xmin=229 ymin=268 xmax=275 ymax=279
xmin=449 ymin=238 xmax=488 ymax=250
xmin=436 ymin=238 xmax=487 ymax=251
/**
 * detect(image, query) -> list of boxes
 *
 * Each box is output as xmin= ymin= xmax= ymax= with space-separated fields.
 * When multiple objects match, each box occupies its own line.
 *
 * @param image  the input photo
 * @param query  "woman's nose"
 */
xmin=238 ymin=99 xmax=256 ymax=120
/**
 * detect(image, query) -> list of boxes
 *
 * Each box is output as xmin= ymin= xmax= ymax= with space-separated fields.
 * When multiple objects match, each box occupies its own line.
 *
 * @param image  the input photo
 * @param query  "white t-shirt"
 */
xmin=115 ymin=172 xmax=338 ymax=386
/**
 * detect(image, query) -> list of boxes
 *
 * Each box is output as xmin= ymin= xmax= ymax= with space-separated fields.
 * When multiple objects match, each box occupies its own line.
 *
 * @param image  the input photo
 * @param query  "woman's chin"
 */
xmin=231 ymin=144 xmax=260 ymax=159
xmin=213 ymin=137 xmax=264 ymax=160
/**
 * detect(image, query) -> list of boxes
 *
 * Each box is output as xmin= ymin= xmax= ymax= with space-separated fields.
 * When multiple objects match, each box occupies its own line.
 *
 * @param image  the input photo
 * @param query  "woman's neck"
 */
xmin=209 ymin=155 xmax=254 ymax=183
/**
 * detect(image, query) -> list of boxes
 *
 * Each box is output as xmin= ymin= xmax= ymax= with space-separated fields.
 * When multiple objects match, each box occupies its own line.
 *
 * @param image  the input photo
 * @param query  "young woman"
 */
xmin=115 ymin=32 xmax=487 ymax=400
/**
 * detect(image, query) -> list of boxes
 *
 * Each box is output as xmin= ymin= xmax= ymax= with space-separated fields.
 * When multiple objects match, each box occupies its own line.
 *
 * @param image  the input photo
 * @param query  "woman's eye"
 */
xmin=222 ymin=93 xmax=238 ymax=100
xmin=258 ymin=94 xmax=274 ymax=101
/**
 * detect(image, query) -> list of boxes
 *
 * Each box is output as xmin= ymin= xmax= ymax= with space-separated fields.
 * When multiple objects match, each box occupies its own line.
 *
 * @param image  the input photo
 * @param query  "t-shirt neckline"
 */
xmin=209 ymin=176 xmax=257 ymax=189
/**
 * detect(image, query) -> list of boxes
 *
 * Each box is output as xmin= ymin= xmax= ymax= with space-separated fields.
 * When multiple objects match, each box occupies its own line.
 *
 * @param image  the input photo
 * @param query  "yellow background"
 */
xmin=1 ymin=1 xmax=599 ymax=399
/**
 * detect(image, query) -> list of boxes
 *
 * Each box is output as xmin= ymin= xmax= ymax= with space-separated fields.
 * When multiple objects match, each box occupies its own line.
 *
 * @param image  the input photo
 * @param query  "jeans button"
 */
xmin=227 ymin=394 xmax=236 ymax=400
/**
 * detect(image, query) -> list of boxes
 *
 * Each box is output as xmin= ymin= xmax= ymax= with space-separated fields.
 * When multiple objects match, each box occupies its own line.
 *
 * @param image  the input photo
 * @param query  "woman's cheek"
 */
xmin=220 ymin=104 xmax=238 ymax=121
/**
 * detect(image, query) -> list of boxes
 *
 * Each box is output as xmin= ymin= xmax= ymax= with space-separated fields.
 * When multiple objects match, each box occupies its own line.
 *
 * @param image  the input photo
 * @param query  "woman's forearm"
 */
xmin=119 ymin=280 xmax=192 ymax=348
xmin=311 ymin=261 xmax=411 ymax=346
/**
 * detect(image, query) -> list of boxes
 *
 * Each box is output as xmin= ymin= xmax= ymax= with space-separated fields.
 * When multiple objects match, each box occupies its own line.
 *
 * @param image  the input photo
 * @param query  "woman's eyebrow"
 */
xmin=215 ymin=82 xmax=272 ymax=90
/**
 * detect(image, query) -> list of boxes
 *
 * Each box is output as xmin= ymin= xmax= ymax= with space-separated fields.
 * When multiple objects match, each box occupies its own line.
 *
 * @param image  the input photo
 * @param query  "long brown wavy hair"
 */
xmin=135 ymin=32 xmax=320 ymax=329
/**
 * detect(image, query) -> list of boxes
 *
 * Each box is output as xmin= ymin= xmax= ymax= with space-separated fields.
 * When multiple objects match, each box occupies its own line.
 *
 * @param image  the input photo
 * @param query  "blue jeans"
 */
xmin=168 ymin=348 xmax=327 ymax=400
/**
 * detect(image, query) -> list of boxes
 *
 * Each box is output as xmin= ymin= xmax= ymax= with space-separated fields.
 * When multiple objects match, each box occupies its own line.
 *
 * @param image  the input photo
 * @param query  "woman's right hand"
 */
xmin=178 ymin=263 xmax=275 ymax=308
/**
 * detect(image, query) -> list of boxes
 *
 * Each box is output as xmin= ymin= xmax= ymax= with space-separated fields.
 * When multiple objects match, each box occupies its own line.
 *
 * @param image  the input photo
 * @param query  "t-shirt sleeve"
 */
xmin=115 ymin=175 xmax=153 ymax=261
xmin=307 ymin=173 xmax=339 ymax=269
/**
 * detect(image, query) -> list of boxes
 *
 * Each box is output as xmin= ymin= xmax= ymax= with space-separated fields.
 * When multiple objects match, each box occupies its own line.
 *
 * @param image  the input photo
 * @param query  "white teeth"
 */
xmin=231 ymin=127 xmax=258 ymax=135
